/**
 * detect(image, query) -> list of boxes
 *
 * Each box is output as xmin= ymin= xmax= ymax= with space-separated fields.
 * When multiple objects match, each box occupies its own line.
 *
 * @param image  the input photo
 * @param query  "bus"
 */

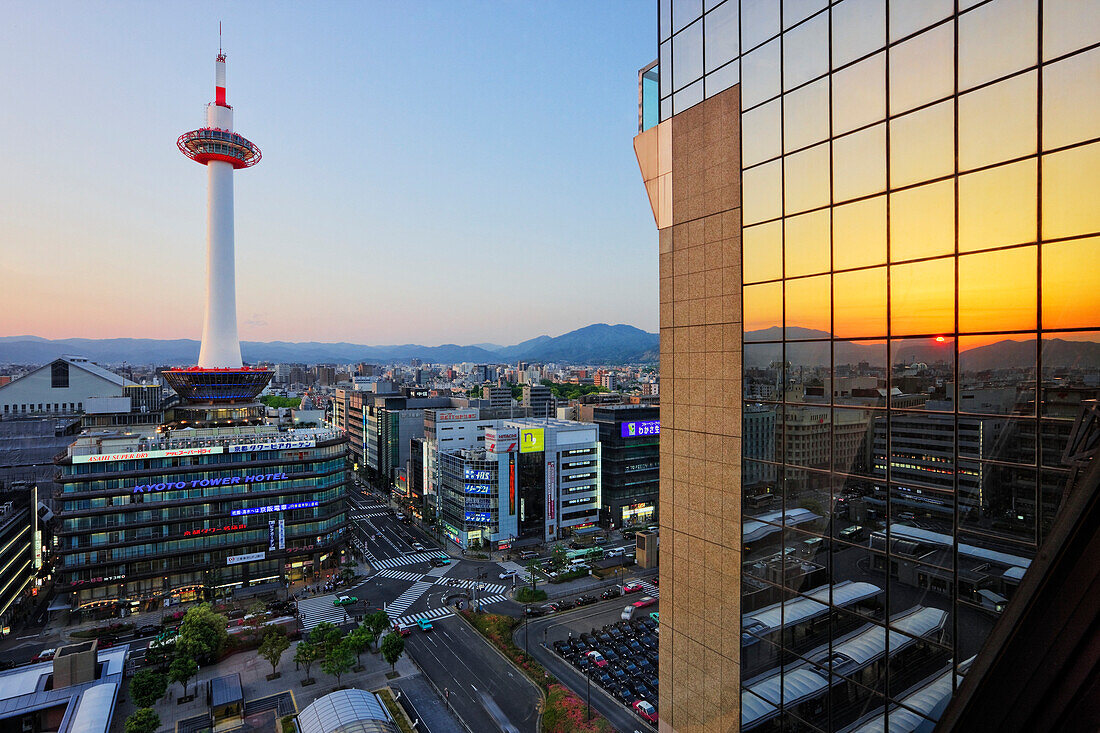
xmin=566 ymin=547 xmax=605 ymax=562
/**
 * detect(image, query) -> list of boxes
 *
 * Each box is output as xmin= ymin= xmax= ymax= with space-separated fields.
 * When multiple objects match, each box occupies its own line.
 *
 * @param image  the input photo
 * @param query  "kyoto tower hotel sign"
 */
xmin=162 ymin=49 xmax=272 ymax=412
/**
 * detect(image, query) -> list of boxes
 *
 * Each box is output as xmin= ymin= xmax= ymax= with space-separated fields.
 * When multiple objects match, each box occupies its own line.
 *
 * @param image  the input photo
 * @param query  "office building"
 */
xmin=0 ymin=357 xmax=135 ymax=418
xmin=591 ymin=404 xmax=660 ymax=529
xmin=522 ymin=384 xmax=555 ymax=418
xmin=635 ymin=2 xmax=1099 ymax=730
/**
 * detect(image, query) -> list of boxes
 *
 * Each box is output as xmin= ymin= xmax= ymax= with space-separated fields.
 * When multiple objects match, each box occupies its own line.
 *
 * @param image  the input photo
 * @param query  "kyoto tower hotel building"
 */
xmin=54 ymin=51 xmax=349 ymax=615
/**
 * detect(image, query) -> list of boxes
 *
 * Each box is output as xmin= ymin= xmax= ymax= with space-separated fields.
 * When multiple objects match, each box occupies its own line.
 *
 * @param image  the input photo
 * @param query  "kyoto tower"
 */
xmin=162 ymin=47 xmax=272 ymax=423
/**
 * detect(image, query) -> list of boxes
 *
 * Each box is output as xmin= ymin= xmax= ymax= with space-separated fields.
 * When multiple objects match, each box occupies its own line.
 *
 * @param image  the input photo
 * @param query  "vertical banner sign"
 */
xmin=278 ymin=518 xmax=286 ymax=549
xmin=508 ymin=455 xmax=516 ymax=515
xmin=547 ymin=461 xmax=556 ymax=520
xmin=268 ymin=520 xmax=276 ymax=551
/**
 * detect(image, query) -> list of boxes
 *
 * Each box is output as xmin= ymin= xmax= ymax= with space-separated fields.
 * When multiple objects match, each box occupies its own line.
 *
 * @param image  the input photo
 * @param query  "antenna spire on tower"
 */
xmin=219 ymin=22 xmax=222 ymax=56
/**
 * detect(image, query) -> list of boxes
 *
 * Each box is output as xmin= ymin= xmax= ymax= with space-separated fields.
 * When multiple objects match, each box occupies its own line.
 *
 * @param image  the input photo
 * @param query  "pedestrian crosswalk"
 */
xmin=385 ymin=580 xmax=434 ymax=620
xmin=372 ymin=551 xmax=445 ymax=570
xmin=349 ymin=510 xmax=389 ymax=520
xmin=436 ymin=577 xmax=507 ymax=595
xmin=392 ymin=605 xmax=455 ymax=627
xmin=469 ymin=593 xmax=508 ymax=610
xmin=497 ymin=560 xmax=532 ymax=581
xmin=298 ymin=595 xmax=352 ymax=632
xmin=635 ymin=579 xmax=660 ymax=598
xmin=376 ymin=568 xmax=424 ymax=583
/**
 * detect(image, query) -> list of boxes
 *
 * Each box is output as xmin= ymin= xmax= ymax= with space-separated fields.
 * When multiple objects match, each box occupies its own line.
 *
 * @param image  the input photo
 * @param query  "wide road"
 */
xmin=518 ymin=599 xmax=661 ymax=733
xmin=405 ymin=615 xmax=541 ymax=733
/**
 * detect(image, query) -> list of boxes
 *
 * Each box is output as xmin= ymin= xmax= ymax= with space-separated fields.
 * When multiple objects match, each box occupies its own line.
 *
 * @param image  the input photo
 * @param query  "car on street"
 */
xmin=601 ymin=587 xmax=621 ymax=600
xmin=634 ymin=700 xmax=658 ymax=723
xmin=416 ymin=618 xmax=434 ymax=631
xmin=623 ymin=582 xmax=644 ymax=594
xmin=499 ymin=570 xmax=518 ymax=580
xmin=428 ymin=556 xmax=450 ymax=567
xmin=412 ymin=542 xmax=425 ymax=551
xmin=524 ymin=606 xmax=545 ymax=617
xmin=621 ymin=605 xmax=636 ymax=620
xmin=540 ymin=602 xmax=560 ymax=614
xmin=649 ymin=611 xmax=660 ymax=622
xmin=32 ymin=648 xmax=56 ymax=663
xmin=334 ymin=595 xmax=358 ymax=607
xmin=392 ymin=622 xmax=412 ymax=637
xmin=633 ymin=596 xmax=657 ymax=609
xmin=593 ymin=536 xmax=607 ymax=545
xmin=574 ymin=594 xmax=597 ymax=606
xmin=585 ymin=650 xmax=608 ymax=668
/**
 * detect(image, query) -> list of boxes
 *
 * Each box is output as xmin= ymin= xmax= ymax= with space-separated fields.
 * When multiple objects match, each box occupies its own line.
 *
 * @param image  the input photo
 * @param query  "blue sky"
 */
xmin=0 ymin=2 xmax=656 ymax=346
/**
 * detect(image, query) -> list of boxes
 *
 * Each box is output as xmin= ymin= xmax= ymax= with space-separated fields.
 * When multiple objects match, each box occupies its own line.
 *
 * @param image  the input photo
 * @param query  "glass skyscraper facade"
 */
xmin=641 ymin=1 xmax=1099 ymax=730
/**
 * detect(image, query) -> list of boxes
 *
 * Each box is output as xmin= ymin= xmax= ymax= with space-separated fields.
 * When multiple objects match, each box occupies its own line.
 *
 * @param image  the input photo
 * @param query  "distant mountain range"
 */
xmin=0 ymin=323 xmax=660 ymax=367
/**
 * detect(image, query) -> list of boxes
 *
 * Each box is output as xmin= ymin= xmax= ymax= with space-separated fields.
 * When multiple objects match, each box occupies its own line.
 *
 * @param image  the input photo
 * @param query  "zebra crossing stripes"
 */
xmin=470 ymin=593 xmax=508 ymax=609
xmin=371 ymin=551 xmax=445 ymax=570
xmin=375 ymin=568 xmax=424 ymax=583
xmin=393 ymin=605 xmax=455 ymax=627
xmin=636 ymin=580 xmax=660 ymax=599
xmin=436 ymin=577 xmax=507 ymax=595
xmin=385 ymin=580 xmax=434 ymax=620
xmin=298 ymin=595 xmax=352 ymax=632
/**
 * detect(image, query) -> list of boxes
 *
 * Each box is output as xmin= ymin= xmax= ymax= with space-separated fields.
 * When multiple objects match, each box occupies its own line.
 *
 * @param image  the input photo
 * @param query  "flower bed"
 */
xmin=542 ymin=683 xmax=615 ymax=733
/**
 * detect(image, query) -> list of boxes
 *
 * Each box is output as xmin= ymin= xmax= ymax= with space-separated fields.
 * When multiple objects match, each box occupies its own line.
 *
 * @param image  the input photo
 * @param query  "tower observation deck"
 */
xmin=166 ymin=49 xmax=272 ymax=412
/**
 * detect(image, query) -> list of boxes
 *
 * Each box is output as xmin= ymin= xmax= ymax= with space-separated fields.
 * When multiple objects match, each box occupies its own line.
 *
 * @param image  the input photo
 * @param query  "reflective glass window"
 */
xmin=890 ymin=100 xmax=955 ymax=188
xmin=890 ymin=257 xmax=955 ymax=336
xmin=786 ymin=274 xmax=832 ymax=338
xmin=958 ymin=159 xmax=1037 ymax=253
xmin=673 ymin=79 xmax=704 ymax=113
xmin=834 ymin=267 xmax=887 ymax=339
xmin=743 ymin=158 xmax=783 ymax=225
xmin=957 ymin=415 xmax=1036 ymax=462
xmin=832 ymin=52 xmax=886 ymax=135
xmin=784 ymin=143 xmax=831 ymax=214
xmin=705 ymin=59 xmax=740 ymax=97
xmin=660 ymin=40 xmax=672 ymax=99
xmin=891 ymin=337 xmax=955 ymax=409
xmin=785 ymin=209 xmax=831 ymax=277
xmin=958 ymin=335 xmax=1037 ymax=417
xmin=744 ymin=343 xmax=784 ymax=394
xmin=743 ymin=98 xmax=782 ymax=166
xmin=958 ymin=71 xmax=1037 ymax=171
xmin=833 ymin=407 xmax=883 ymax=474
xmin=834 ymin=123 xmax=887 ymax=202
xmin=958 ymin=0 xmax=1038 ymax=91
xmin=741 ymin=0 xmax=781 ymax=51
xmin=832 ymin=0 xmax=885 ymax=69
xmin=1042 ymin=141 xmax=1100 ymax=240
xmin=744 ymin=281 xmax=784 ymax=338
xmin=1040 ymin=332 xmax=1100 ymax=418
xmin=742 ymin=38 xmax=782 ymax=109
xmin=673 ymin=0 xmax=703 ymax=34
xmin=958 ymin=246 xmax=1037 ymax=333
xmin=890 ymin=180 xmax=955 ymax=262
xmin=833 ymin=195 xmax=886 ymax=270
xmin=705 ymin=0 xmax=739 ymax=73
xmin=784 ymin=0 xmax=827 ymax=29
xmin=784 ymin=77 xmax=830 ymax=152
xmin=744 ymin=221 xmax=784 ymax=283
xmin=958 ymin=461 xmax=1038 ymax=544
xmin=1043 ymin=0 xmax=1100 ymax=61
xmin=783 ymin=12 xmax=830 ymax=90
xmin=786 ymin=343 xmax=832 ymax=404
xmin=1043 ymin=47 xmax=1100 ymax=150
xmin=889 ymin=22 xmax=955 ymax=115
xmin=889 ymin=0 xmax=952 ymax=43
xmin=833 ymin=342 xmax=885 ymax=404
xmin=660 ymin=0 xmax=673 ymax=41
xmin=673 ymin=19 xmax=704 ymax=91
xmin=1042 ymin=237 xmax=1100 ymax=330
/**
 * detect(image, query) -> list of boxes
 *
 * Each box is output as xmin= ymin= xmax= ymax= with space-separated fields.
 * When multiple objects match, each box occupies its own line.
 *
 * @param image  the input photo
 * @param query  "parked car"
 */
xmin=623 ymin=583 xmax=644 ymax=594
xmin=416 ymin=618 xmax=434 ymax=631
xmin=540 ymin=603 xmax=560 ymax=614
xmin=392 ymin=622 xmax=412 ymax=637
xmin=334 ymin=595 xmax=358 ymax=607
xmin=519 ymin=550 xmax=539 ymax=560
xmin=585 ymin=650 xmax=608 ymax=668
xmin=649 ymin=611 xmax=660 ymax=622
xmin=634 ymin=700 xmax=658 ymax=723
xmin=594 ymin=536 xmax=607 ymax=545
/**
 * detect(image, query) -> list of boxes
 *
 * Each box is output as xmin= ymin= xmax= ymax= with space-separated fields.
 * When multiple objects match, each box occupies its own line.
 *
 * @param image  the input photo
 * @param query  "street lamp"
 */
xmin=586 ymin=662 xmax=592 ymax=721
xmin=524 ymin=606 xmax=529 ymax=655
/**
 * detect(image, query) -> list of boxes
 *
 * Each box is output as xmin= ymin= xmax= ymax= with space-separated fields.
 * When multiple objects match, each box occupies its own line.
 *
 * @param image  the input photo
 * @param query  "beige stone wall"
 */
xmin=652 ymin=84 xmax=743 ymax=733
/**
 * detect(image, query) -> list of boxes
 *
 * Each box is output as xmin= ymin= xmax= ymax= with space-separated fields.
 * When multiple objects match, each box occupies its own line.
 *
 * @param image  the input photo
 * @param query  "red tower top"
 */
xmin=177 ymin=51 xmax=262 ymax=169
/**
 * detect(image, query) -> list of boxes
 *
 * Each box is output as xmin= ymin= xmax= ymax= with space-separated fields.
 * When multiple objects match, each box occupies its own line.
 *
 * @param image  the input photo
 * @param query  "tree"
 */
xmin=258 ymin=627 xmax=291 ymax=677
xmin=364 ymin=611 xmax=389 ymax=651
xmin=550 ymin=543 xmax=568 ymax=570
xmin=381 ymin=631 xmax=405 ymax=673
xmin=125 ymin=709 xmax=160 ymax=733
xmin=169 ymin=656 xmax=198 ymax=698
xmin=129 ymin=670 xmax=167 ymax=708
xmin=293 ymin=640 xmax=320 ymax=680
xmin=176 ymin=603 xmax=228 ymax=664
xmin=308 ymin=621 xmax=342 ymax=655
xmin=346 ymin=626 xmax=373 ymax=667
xmin=246 ymin=601 xmax=268 ymax=632
xmin=339 ymin=561 xmax=357 ymax=583
xmin=320 ymin=641 xmax=354 ymax=686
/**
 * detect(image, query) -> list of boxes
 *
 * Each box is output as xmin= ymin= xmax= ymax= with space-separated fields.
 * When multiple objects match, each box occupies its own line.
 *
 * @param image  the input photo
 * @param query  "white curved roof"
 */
xmin=850 ymin=668 xmax=954 ymax=733
xmin=68 ymin=683 xmax=118 ymax=733
xmin=835 ymin=608 xmax=946 ymax=666
xmin=744 ymin=581 xmax=882 ymax=633
xmin=743 ymin=668 xmax=829 ymax=724
xmin=297 ymin=688 xmax=398 ymax=733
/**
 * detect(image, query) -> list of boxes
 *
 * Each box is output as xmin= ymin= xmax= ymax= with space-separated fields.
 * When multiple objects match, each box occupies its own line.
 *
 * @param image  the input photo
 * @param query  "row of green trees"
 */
xmin=293 ymin=612 xmax=404 ymax=686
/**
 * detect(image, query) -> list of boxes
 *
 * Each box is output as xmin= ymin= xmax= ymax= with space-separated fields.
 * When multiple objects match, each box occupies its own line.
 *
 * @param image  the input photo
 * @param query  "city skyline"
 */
xmin=0 ymin=2 xmax=655 ymax=345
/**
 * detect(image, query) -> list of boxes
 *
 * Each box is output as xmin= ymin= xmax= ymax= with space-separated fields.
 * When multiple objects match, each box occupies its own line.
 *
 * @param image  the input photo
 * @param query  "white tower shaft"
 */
xmin=197 ymin=63 xmax=243 ymax=369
